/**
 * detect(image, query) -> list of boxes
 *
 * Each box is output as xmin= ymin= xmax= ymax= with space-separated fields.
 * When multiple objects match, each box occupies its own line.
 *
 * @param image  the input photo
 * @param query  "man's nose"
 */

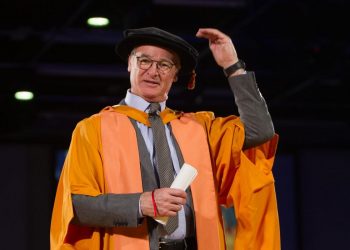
xmin=147 ymin=61 xmax=159 ymax=75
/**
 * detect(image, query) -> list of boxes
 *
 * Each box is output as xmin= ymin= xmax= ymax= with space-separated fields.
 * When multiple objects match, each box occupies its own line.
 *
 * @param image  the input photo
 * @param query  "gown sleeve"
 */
xmin=50 ymin=114 xmax=105 ymax=249
xmin=194 ymin=111 xmax=280 ymax=250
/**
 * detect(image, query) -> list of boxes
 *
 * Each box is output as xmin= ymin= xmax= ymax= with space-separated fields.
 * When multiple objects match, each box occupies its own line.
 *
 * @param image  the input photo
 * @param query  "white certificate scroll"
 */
xmin=155 ymin=163 xmax=198 ymax=225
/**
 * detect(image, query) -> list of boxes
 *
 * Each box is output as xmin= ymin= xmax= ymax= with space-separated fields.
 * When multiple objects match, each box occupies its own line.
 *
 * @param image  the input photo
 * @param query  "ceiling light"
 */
xmin=14 ymin=91 xmax=34 ymax=101
xmin=87 ymin=17 xmax=110 ymax=27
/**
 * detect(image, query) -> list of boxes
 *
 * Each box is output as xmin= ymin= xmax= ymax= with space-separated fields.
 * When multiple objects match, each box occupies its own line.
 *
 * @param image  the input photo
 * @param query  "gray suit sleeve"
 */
xmin=228 ymin=71 xmax=275 ymax=149
xmin=71 ymin=193 xmax=143 ymax=228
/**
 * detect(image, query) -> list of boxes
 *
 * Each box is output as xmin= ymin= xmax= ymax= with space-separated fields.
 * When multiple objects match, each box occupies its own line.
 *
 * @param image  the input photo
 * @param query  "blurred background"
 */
xmin=1 ymin=0 xmax=349 ymax=249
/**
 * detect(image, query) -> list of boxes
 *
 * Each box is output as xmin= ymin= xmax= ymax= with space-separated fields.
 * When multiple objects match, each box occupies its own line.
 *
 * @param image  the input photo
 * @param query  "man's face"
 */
xmin=128 ymin=45 xmax=180 ymax=103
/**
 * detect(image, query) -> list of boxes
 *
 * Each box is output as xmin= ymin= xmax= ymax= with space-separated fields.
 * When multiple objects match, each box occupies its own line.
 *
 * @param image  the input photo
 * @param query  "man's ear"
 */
xmin=127 ymin=56 xmax=131 ymax=72
xmin=173 ymin=74 xmax=178 ymax=83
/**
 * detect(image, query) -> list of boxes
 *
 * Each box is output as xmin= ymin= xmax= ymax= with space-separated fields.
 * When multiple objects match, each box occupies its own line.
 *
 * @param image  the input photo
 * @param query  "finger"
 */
xmin=165 ymin=210 xmax=177 ymax=217
xmin=196 ymin=30 xmax=218 ymax=40
xmin=157 ymin=203 xmax=182 ymax=216
xmin=157 ymin=205 xmax=178 ymax=217
xmin=167 ymin=188 xmax=187 ymax=199
xmin=196 ymin=28 xmax=227 ymax=41
xmin=168 ymin=196 xmax=186 ymax=206
xmin=196 ymin=28 xmax=220 ymax=37
xmin=156 ymin=191 xmax=186 ymax=206
xmin=168 ymin=203 xmax=182 ymax=212
xmin=154 ymin=191 xmax=185 ymax=209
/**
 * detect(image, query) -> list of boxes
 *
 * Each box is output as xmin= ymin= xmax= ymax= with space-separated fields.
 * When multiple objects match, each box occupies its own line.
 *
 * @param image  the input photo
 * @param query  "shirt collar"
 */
xmin=125 ymin=90 xmax=166 ymax=112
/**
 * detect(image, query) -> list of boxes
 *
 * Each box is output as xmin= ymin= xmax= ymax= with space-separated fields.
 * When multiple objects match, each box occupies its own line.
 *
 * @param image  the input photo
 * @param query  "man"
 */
xmin=51 ymin=27 xmax=280 ymax=250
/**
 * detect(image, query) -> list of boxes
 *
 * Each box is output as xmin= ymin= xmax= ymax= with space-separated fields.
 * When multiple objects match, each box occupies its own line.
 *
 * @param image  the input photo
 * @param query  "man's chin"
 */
xmin=142 ymin=93 xmax=166 ymax=103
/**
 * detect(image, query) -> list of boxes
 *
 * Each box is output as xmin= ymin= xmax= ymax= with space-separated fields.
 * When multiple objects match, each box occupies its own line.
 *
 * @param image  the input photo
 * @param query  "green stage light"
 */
xmin=87 ymin=17 xmax=110 ymax=27
xmin=14 ymin=91 xmax=34 ymax=101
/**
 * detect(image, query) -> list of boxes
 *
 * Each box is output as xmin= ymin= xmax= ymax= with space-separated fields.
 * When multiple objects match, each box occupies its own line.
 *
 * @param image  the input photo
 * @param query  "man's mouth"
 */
xmin=144 ymin=80 xmax=160 ymax=85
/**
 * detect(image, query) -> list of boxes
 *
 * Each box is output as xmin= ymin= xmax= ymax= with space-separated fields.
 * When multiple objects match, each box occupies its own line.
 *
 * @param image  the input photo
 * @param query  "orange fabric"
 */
xmin=107 ymin=105 xmax=180 ymax=127
xmin=170 ymin=117 xmax=225 ymax=250
xmin=100 ymin=109 xmax=149 ymax=249
xmin=50 ymin=106 xmax=280 ymax=250
xmin=232 ymin=136 xmax=280 ymax=250
xmin=50 ymin=114 xmax=107 ymax=250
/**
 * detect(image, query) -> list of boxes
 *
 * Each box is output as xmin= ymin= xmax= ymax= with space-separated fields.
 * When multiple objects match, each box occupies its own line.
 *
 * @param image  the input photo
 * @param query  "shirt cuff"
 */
xmin=138 ymin=198 xmax=145 ymax=218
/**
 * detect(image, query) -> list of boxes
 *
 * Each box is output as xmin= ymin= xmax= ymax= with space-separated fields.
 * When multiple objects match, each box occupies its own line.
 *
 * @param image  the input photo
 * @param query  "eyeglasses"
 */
xmin=133 ymin=54 xmax=175 ymax=74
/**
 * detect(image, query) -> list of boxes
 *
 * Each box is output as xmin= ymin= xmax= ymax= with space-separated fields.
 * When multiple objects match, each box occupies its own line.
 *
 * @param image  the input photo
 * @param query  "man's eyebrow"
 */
xmin=135 ymin=52 xmax=175 ymax=63
xmin=135 ymin=52 xmax=150 ymax=57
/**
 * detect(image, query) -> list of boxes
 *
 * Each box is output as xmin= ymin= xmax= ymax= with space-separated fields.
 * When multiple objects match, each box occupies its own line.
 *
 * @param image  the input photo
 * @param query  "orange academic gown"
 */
xmin=50 ymin=105 xmax=280 ymax=250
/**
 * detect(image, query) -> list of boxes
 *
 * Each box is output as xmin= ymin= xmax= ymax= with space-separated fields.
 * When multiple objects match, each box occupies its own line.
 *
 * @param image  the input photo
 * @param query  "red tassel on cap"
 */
xmin=187 ymin=70 xmax=196 ymax=90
